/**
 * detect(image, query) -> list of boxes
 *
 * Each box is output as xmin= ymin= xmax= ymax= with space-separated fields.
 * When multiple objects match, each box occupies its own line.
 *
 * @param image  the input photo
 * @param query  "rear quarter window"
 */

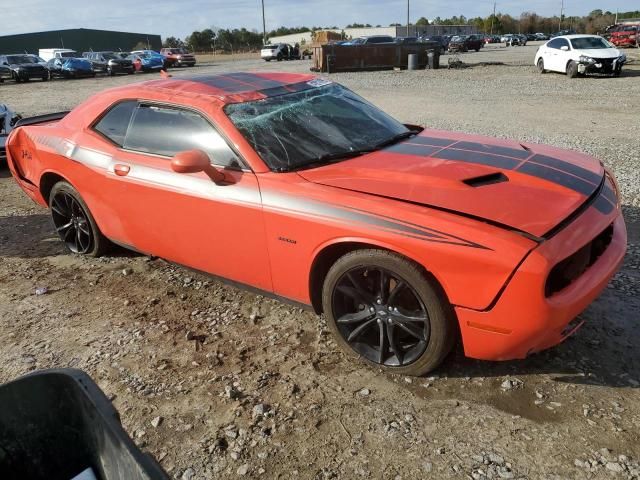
xmin=93 ymin=101 xmax=137 ymax=146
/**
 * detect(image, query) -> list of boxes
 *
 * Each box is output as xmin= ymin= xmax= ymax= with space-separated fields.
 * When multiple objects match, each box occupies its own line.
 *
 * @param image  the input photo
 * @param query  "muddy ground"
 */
xmin=1 ymin=44 xmax=639 ymax=479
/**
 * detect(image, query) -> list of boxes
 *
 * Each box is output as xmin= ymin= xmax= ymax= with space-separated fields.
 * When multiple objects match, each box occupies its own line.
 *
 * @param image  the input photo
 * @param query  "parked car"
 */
xmin=517 ymin=34 xmax=528 ymax=46
xmin=504 ymin=34 xmax=522 ymax=46
xmin=260 ymin=43 xmax=299 ymax=61
xmin=448 ymin=35 xmax=482 ymax=52
xmin=550 ymin=29 xmax=577 ymax=38
xmin=160 ymin=47 xmax=197 ymax=67
xmin=46 ymin=57 xmax=95 ymax=79
xmin=395 ymin=37 xmax=419 ymax=44
xmin=83 ymin=51 xmax=134 ymax=75
xmin=5 ymin=72 xmax=626 ymax=375
xmin=0 ymin=54 xmax=49 ymax=82
xmin=127 ymin=52 xmax=164 ymax=72
xmin=0 ymin=62 xmax=10 ymax=83
xmin=344 ymin=35 xmax=395 ymax=46
xmin=0 ymin=104 xmax=20 ymax=162
xmin=535 ymin=33 xmax=550 ymax=41
xmin=420 ymin=35 xmax=449 ymax=53
xmin=610 ymin=25 xmax=639 ymax=48
xmin=535 ymin=34 xmax=626 ymax=77
xmin=38 ymin=48 xmax=78 ymax=61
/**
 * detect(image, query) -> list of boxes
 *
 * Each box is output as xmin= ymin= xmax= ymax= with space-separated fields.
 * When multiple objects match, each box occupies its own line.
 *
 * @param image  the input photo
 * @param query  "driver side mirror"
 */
xmin=561 ymin=45 xmax=569 ymax=51
xmin=171 ymin=149 xmax=210 ymax=173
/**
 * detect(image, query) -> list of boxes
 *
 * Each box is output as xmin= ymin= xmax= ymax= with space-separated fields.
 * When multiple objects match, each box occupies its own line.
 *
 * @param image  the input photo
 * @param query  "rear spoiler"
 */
xmin=15 ymin=111 xmax=70 ymax=128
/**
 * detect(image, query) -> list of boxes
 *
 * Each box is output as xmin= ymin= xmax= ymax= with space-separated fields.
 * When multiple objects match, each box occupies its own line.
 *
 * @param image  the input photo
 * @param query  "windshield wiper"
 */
xmin=372 ymin=130 xmax=420 ymax=150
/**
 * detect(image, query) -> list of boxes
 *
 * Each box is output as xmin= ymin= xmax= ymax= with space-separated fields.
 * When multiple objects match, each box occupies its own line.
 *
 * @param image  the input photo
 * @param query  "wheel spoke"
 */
xmin=377 ymin=321 xmax=386 ymax=364
xmin=77 ymin=220 xmax=90 ymax=235
xmin=347 ymin=318 xmax=377 ymax=342
xmin=387 ymin=323 xmax=403 ymax=364
xmin=56 ymin=221 xmax=73 ymax=233
xmin=62 ymin=225 xmax=75 ymax=242
xmin=395 ymin=321 xmax=426 ymax=342
xmin=393 ymin=310 xmax=428 ymax=322
xmin=379 ymin=270 xmax=390 ymax=303
xmin=337 ymin=309 xmax=375 ymax=324
xmin=387 ymin=280 xmax=405 ymax=305
xmin=51 ymin=198 xmax=68 ymax=217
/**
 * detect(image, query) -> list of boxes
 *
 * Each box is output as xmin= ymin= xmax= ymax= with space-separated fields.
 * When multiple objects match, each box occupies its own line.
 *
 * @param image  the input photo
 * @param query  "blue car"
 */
xmin=127 ymin=52 xmax=164 ymax=72
xmin=46 ymin=57 xmax=95 ymax=79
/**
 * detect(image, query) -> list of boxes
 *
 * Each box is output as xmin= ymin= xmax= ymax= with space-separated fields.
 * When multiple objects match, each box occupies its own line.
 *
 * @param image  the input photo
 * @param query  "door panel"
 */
xmin=103 ymin=147 xmax=272 ymax=290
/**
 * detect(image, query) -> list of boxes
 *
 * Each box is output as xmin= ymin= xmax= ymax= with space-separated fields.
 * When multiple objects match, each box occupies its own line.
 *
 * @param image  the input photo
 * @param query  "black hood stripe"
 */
xmin=593 ymin=195 xmax=614 ymax=215
xmin=387 ymin=136 xmax=603 ymax=200
xmin=528 ymin=154 xmax=602 ymax=185
xmin=433 ymin=147 xmax=521 ymax=169
xmin=517 ymin=162 xmax=595 ymax=196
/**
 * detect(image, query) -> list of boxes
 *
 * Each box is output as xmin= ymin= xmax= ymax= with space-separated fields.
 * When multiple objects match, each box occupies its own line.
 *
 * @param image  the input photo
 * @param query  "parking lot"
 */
xmin=1 ymin=43 xmax=640 ymax=479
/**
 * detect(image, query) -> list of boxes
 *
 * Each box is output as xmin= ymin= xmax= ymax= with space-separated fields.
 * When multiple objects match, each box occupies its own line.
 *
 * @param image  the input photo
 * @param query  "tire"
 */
xmin=475 ymin=48 xmax=480 ymax=52
xmin=41 ymin=75 xmax=48 ymax=81
xmin=277 ymin=53 xmax=283 ymax=61
xmin=49 ymin=182 xmax=109 ymax=257
xmin=566 ymin=60 xmax=579 ymax=78
xmin=322 ymin=249 xmax=456 ymax=376
xmin=537 ymin=58 xmax=546 ymax=73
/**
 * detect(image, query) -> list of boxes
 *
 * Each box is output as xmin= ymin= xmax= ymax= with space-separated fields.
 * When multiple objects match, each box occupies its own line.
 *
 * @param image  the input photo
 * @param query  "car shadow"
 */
xmin=0 ymin=213 xmax=142 ymax=259
xmin=434 ymin=204 xmax=640 ymax=389
xmin=0 ymin=168 xmax=12 ymax=179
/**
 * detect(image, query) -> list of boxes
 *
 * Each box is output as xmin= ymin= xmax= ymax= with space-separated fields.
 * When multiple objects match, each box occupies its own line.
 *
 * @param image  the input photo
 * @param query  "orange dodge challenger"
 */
xmin=6 ymin=72 xmax=626 ymax=375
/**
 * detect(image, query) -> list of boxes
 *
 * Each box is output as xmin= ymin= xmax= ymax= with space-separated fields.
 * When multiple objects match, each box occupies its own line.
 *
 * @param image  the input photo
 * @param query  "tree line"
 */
xmin=163 ymin=9 xmax=640 ymax=52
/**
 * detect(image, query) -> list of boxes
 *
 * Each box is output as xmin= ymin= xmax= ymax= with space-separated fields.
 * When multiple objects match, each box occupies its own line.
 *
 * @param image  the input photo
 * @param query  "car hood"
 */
xmin=576 ymin=48 xmax=620 ymax=58
xmin=297 ymin=129 xmax=604 ymax=238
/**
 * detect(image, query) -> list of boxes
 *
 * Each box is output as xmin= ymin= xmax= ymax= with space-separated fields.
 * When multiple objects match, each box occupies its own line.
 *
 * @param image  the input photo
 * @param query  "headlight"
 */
xmin=579 ymin=55 xmax=595 ymax=64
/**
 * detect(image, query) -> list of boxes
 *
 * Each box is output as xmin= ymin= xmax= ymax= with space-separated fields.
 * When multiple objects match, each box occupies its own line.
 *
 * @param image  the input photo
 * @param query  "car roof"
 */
xmin=559 ymin=34 xmax=603 ymax=39
xmin=105 ymin=72 xmax=319 ymax=105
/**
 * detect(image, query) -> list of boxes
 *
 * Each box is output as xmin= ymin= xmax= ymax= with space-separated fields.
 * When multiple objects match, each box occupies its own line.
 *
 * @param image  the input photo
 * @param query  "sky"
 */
xmin=2 ymin=1 xmax=630 ymax=39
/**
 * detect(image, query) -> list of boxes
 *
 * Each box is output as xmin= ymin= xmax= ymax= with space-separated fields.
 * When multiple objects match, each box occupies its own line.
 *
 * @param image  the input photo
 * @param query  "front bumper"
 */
xmin=578 ymin=57 xmax=624 ymax=74
xmin=15 ymin=69 xmax=47 ymax=79
xmin=456 ymin=193 xmax=627 ymax=361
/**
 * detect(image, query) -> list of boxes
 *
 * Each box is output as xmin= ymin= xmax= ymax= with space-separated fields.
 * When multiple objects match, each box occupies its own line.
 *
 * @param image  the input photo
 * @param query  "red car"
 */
xmin=160 ymin=48 xmax=197 ymax=68
xmin=5 ymin=73 xmax=626 ymax=375
xmin=610 ymin=25 xmax=639 ymax=47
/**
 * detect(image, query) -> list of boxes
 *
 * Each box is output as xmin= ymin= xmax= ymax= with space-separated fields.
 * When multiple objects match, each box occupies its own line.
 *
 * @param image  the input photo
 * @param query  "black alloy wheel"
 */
xmin=49 ymin=182 xmax=108 ymax=257
xmin=322 ymin=249 xmax=455 ymax=376
xmin=331 ymin=266 xmax=430 ymax=367
xmin=51 ymin=190 xmax=93 ymax=254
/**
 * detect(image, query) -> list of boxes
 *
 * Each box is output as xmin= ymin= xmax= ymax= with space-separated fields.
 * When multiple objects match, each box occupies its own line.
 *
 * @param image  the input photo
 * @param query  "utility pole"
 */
xmin=558 ymin=0 xmax=564 ymax=31
xmin=407 ymin=0 xmax=410 ymax=37
xmin=262 ymin=0 xmax=267 ymax=45
xmin=491 ymin=1 xmax=497 ymax=34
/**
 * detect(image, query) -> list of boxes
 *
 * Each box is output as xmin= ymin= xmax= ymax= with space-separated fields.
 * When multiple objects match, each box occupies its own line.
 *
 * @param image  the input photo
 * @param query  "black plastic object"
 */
xmin=0 ymin=369 xmax=167 ymax=480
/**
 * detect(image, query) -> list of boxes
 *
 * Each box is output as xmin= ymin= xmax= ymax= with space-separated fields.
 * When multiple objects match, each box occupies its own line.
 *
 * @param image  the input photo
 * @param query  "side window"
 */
xmin=93 ymin=101 xmax=137 ymax=146
xmin=558 ymin=39 xmax=570 ymax=49
xmin=123 ymin=104 xmax=241 ymax=169
xmin=547 ymin=39 xmax=561 ymax=49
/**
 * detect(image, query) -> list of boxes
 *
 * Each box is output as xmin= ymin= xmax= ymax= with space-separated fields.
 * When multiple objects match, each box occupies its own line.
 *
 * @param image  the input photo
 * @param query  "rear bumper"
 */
xmin=456 ymin=209 xmax=626 ymax=361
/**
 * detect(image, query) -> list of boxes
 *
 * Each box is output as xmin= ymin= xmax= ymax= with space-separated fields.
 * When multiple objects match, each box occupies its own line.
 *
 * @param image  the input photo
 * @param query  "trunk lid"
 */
xmin=298 ymin=129 xmax=604 ymax=237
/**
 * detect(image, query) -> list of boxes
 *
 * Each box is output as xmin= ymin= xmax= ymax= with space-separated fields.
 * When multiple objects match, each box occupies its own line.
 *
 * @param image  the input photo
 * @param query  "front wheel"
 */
xmin=49 ymin=182 xmax=109 ymax=257
xmin=537 ymin=58 xmax=546 ymax=73
xmin=566 ymin=60 xmax=579 ymax=78
xmin=322 ymin=250 xmax=456 ymax=376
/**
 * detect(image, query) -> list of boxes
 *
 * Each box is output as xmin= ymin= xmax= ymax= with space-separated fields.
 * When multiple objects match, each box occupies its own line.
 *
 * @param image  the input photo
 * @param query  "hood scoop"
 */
xmin=463 ymin=172 xmax=509 ymax=188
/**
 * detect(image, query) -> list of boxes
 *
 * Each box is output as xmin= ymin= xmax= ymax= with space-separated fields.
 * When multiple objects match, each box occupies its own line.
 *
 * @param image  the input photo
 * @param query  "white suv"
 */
xmin=534 ymin=35 xmax=626 ymax=78
xmin=261 ymin=43 xmax=296 ymax=61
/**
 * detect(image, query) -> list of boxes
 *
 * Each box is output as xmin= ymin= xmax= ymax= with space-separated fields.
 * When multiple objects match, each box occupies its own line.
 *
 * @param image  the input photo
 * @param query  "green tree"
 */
xmin=415 ymin=17 xmax=429 ymax=26
xmin=163 ymin=37 xmax=185 ymax=48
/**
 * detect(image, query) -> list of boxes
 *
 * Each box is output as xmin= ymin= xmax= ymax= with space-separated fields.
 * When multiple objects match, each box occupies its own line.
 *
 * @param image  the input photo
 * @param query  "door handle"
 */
xmin=114 ymin=164 xmax=130 ymax=177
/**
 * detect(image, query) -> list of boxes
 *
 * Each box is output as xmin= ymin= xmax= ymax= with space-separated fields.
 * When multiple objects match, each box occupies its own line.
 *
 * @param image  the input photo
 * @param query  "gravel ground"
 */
xmin=1 ymin=43 xmax=639 ymax=479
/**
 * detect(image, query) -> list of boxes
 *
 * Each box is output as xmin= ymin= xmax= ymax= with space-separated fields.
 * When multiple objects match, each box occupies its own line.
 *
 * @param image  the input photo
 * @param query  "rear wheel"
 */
xmin=49 ymin=182 xmax=109 ymax=257
xmin=322 ymin=249 xmax=455 ymax=376
xmin=566 ymin=60 xmax=579 ymax=78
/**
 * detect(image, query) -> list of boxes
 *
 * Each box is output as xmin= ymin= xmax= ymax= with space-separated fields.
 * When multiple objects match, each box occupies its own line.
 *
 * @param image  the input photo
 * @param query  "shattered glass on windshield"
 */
xmin=224 ymin=84 xmax=408 ymax=171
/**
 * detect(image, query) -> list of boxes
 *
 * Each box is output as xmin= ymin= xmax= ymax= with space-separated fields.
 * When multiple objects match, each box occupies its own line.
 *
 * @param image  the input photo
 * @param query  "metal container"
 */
xmin=407 ymin=53 xmax=418 ymax=70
